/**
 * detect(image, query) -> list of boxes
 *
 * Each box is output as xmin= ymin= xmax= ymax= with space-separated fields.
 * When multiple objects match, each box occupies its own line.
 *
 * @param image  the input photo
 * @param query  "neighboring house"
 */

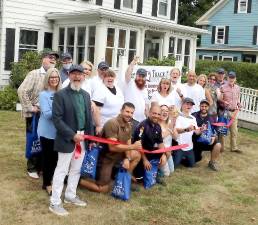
xmin=0 ymin=0 xmax=207 ymax=86
xmin=196 ymin=0 xmax=258 ymax=63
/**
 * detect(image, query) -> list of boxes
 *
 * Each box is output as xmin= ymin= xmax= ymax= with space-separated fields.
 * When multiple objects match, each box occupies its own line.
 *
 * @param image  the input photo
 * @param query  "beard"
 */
xmin=135 ymin=79 xmax=146 ymax=90
xmin=70 ymin=82 xmax=81 ymax=91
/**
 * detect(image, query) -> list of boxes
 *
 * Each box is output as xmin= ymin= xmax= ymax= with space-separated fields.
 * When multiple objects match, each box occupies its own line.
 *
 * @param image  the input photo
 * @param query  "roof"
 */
xmin=196 ymin=0 xmax=230 ymax=26
xmin=46 ymin=7 xmax=208 ymax=35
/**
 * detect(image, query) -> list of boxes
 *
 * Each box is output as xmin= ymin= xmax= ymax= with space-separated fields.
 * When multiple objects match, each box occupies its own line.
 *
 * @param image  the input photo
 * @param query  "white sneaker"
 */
xmin=27 ymin=171 xmax=39 ymax=179
xmin=64 ymin=196 xmax=87 ymax=207
xmin=49 ymin=204 xmax=69 ymax=216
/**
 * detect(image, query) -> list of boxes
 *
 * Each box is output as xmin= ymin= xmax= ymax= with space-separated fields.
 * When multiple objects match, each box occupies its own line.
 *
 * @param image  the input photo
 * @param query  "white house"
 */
xmin=0 ymin=0 xmax=207 ymax=86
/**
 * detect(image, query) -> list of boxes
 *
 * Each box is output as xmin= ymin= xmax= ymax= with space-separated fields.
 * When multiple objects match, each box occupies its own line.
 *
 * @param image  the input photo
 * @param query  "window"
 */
xmin=67 ymin=27 xmax=75 ymax=59
xmin=158 ymin=0 xmax=168 ymax=16
xmin=222 ymin=56 xmax=233 ymax=61
xmin=184 ymin=39 xmax=191 ymax=67
xmin=58 ymin=28 xmax=65 ymax=53
xmin=106 ymin=28 xmax=115 ymax=67
xmin=19 ymin=29 xmax=38 ymax=59
xmin=203 ymin=55 xmax=213 ymax=60
xmin=176 ymin=38 xmax=182 ymax=61
xmin=168 ymin=36 xmax=175 ymax=57
xmin=77 ymin=27 xmax=86 ymax=64
xmin=128 ymin=31 xmax=137 ymax=64
xmin=238 ymin=0 xmax=247 ymax=13
xmin=123 ymin=0 xmax=133 ymax=9
xmin=88 ymin=26 xmax=96 ymax=64
xmin=215 ymin=27 xmax=225 ymax=44
xmin=44 ymin=32 xmax=53 ymax=49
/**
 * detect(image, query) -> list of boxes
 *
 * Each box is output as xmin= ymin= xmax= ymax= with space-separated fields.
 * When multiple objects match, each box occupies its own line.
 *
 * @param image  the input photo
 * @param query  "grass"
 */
xmin=1 ymin=111 xmax=258 ymax=225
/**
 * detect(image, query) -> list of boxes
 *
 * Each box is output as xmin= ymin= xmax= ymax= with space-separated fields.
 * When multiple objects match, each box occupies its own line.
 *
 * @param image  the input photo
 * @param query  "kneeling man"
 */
xmin=80 ymin=102 xmax=142 ymax=192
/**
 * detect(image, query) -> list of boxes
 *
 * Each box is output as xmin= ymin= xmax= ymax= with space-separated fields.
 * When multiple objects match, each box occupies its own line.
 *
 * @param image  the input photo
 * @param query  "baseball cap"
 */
xmin=182 ymin=97 xmax=195 ymax=105
xmin=217 ymin=68 xmax=225 ymax=74
xmin=228 ymin=71 xmax=236 ymax=78
xmin=98 ymin=61 xmax=109 ymax=70
xmin=41 ymin=50 xmax=59 ymax=59
xmin=69 ymin=64 xmax=84 ymax=73
xmin=61 ymin=52 xmax=72 ymax=61
xmin=200 ymin=99 xmax=210 ymax=106
xmin=136 ymin=68 xmax=147 ymax=77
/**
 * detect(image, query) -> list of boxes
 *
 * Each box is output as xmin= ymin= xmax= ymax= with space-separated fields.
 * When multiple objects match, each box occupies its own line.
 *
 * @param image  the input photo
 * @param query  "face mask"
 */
xmin=63 ymin=63 xmax=72 ymax=70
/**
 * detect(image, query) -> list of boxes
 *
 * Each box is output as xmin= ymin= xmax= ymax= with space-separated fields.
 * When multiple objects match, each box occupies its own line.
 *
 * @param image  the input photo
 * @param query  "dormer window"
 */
xmin=238 ymin=0 xmax=247 ymax=13
xmin=215 ymin=26 xmax=225 ymax=44
xmin=158 ymin=0 xmax=168 ymax=16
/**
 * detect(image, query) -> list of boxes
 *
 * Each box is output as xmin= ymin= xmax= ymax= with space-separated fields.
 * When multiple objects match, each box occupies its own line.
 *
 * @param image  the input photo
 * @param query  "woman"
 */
xmin=37 ymin=68 xmax=62 ymax=195
xmin=159 ymin=104 xmax=178 ymax=176
xmin=92 ymin=69 xmax=124 ymax=127
xmin=197 ymin=74 xmax=213 ymax=106
xmin=150 ymin=78 xmax=174 ymax=107
xmin=80 ymin=60 xmax=94 ymax=96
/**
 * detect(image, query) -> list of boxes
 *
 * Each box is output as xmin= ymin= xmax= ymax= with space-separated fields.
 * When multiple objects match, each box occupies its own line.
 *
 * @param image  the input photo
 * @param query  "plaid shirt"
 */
xmin=220 ymin=82 xmax=240 ymax=111
xmin=17 ymin=67 xmax=46 ymax=118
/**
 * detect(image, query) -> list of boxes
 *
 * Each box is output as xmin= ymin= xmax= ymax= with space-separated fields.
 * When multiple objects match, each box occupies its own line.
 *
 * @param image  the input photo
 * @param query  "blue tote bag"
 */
xmin=197 ymin=121 xmax=213 ymax=145
xmin=217 ymin=110 xmax=230 ymax=136
xmin=25 ymin=114 xmax=41 ymax=159
xmin=143 ymin=159 xmax=160 ymax=189
xmin=81 ymin=146 xmax=100 ymax=179
xmin=112 ymin=167 xmax=131 ymax=201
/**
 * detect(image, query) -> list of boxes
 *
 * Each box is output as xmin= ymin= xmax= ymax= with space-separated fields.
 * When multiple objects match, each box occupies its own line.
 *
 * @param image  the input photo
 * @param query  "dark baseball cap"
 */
xmin=182 ymin=97 xmax=195 ymax=105
xmin=69 ymin=64 xmax=84 ymax=73
xmin=136 ymin=68 xmax=147 ymax=77
xmin=200 ymin=99 xmax=210 ymax=106
xmin=61 ymin=52 xmax=72 ymax=61
xmin=228 ymin=71 xmax=236 ymax=78
xmin=41 ymin=50 xmax=59 ymax=59
xmin=217 ymin=68 xmax=225 ymax=74
xmin=98 ymin=61 xmax=109 ymax=70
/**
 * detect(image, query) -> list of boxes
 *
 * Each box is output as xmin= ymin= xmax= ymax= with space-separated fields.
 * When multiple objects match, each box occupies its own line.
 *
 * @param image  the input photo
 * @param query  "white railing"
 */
xmin=239 ymin=87 xmax=258 ymax=123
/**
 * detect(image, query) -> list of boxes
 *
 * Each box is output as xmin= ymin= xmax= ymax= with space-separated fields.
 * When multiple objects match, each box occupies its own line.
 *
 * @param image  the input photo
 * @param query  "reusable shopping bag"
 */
xmin=143 ymin=158 xmax=160 ymax=189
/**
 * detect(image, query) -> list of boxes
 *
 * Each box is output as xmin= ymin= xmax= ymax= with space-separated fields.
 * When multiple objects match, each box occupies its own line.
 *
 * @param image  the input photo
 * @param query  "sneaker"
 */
xmin=231 ymin=149 xmax=243 ymax=154
xmin=27 ymin=171 xmax=39 ymax=179
xmin=156 ymin=176 xmax=167 ymax=186
xmin=49 ymin=204 xmax=69 ymax=216
xmin=208 ymin=161 xmax=220 ymax=171
xmin=64 ymin=196 xmax=87 ymax=207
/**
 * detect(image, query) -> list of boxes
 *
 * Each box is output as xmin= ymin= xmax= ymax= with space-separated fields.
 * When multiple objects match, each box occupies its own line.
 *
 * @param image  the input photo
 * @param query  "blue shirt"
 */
xmin=37 ymin=90 xmax=56 ymax=139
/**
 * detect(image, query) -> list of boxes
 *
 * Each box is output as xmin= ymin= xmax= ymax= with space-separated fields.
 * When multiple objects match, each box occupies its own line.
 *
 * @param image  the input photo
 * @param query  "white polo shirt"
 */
xmin=123 ymin=80 xmax=148 ymax=122
xmin=150 ymin=91 xmax=174 ymax=107
xmin=175 ymin=113 xmax=197 ymax=151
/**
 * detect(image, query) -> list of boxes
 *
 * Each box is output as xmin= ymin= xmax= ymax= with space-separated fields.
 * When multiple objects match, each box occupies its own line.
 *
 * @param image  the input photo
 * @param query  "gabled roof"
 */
xmin=195 ymin=0 xmax=230 ymax=26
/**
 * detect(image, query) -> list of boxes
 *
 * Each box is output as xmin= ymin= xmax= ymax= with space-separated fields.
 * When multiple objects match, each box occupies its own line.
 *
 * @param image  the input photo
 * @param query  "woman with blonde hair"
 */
xmin=197 ymin=74 xmax=213 ymax=106
xmin=38 ymin=68 xmax=62 ymax=195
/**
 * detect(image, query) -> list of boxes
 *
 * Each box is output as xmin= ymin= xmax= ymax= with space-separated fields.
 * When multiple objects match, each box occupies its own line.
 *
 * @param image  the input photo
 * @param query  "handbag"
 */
xmin=196 ymin=121 xmax=213 ymax=145
xmin=217 ymin=110 xmax=230 ymax=136
xmin=112 ymin=167 xmax=131 ymax=201
xmin=81 ymin=146 xmax=100 ymax=179
xmin=25 ymin=114 xmax=41 ymax=159
xmin=143 ymin=159 xmax=160 ymax=189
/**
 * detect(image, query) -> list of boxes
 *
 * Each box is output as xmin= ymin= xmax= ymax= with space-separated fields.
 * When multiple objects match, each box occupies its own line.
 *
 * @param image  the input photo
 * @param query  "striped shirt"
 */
xmin=220 ymin=83 xmax=240 ymax=111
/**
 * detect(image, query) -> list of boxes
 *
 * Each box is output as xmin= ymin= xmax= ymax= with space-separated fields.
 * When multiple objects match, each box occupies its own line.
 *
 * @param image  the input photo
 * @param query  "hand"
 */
xmin=176 ymin=88 xmax=182 ymax=95
xmin=188 ymin=125 xmax=195 ymax=132
xmin=224 ymin=101 xmax=230 ymax=107
xmin=131 ymin=56 xmax=139 ymax=65
xmin=210 ymin=137 xmax=215 ymax=145
xmin=89 ymin=142 xmax=97 ymax=150
xmin=200 ymin=124 xmax=207 ymax=132
xmin=159 ymin=154 xmax=167 ymax=166
xmin=122 ymin=158 xmax=130 ymax=170
xmin=143 ymin=159 xmax=152 ymax=171
xmin=73 ymin=134 xmax=84 ymax=143
xmin=95 ymin=126 xmax=102 ymax=136
xmin=32 ymin=106 xmax=40 ymax=113
xmin=132 ymin=140 xmax=142 ymax=150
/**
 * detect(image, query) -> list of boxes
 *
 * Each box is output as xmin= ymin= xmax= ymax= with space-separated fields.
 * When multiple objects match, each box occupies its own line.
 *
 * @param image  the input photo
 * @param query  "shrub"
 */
xmin=196 ymin=60 xmax=258 ymax=89
xmin=0 ymin=86 xmax=19 ymax=111
xmin=143 ymin=56 xmax=176 ymax=66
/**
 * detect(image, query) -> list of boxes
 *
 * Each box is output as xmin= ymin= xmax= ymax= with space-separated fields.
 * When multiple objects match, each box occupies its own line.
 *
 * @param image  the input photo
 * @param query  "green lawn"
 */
xmin=1 ymin=111 xmax=258 ymax=225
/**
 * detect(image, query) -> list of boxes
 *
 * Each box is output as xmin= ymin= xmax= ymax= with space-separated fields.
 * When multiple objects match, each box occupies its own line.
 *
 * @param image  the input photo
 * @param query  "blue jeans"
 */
xmin=173 ymin=149 xmax=195 ymax=168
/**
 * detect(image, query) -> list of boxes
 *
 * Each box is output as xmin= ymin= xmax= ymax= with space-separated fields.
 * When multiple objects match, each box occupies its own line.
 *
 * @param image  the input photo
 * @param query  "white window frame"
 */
xmin=222 ymin=56 xmax=233 ymax=61
xmin=202 ymin=55 xmax=213 ymax=60
xmin=158 ymin=0 xmax=171 ymax=19
xmin=215 ymin=26 xmax=225 ymax=44
xmin=121 ymin=0 xmax=137 ymax=12
xmin=238 ymin=0 xmax=248 ymax=13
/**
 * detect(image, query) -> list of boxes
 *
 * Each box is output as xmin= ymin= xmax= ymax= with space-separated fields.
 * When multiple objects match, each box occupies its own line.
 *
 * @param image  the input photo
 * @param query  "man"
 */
xmin=60 ymin=52 xmax=73 ymax=83
xmin=219 ymin=71 xmax=241 ymax=153
xmin=183 ymin=71 xmax=205 ymax=113
xmin=133 ymin=104 xmax=167 ymax=183
xmin=216 ymin=68 xmax=227 ymax=88
xmin=49 ymin=64 xmax=94 ymax=216
xmin=174 ymin=98 xmax=201 ymax=168
xmin=192 ymin=99 xmax=221 ymax=171
xmin=80 ymin=102 xmax=142 ymax=193
xmin=124 ymin=58 xmax=149 ymax=123
xmin=18 ymin=50 xmax=59 ymax=179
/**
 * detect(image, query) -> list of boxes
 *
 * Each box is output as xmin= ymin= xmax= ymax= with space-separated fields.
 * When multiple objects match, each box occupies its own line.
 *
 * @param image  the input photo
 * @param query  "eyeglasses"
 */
xmin=49 ymin=76 xmax=59 ymax=79
xmin=209 ymin=78 xmax=216 ymax=81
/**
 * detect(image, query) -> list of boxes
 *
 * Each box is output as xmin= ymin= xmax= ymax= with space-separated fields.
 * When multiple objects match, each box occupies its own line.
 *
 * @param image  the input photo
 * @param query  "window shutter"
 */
xmin=211 ymin=26 xmax=216 ymax=44
xmin=234 ymin=0 xmax=238 ymax=13
xmin=247 ymin=0 xmax=252 ymax=13
xmin=213 ymin=56 xmax=218 ymax=61
xmin=199 ymin=55 xmax=203 ymax=60
xmin=96 ymin=0 xmax=103 ymax=6
xmin=4 ymin=28 xmax=15 ymax=71
xmin=225 ymin=26 xmax=229 ymax=44
xmin=170 ymin=0 xmax=176 ymax=21
xmin=233 ymin=56 xmax=238 ymax=61
xmin=152 ymin=0 xmax=158 ymax=17
xmin=137 ymin=0 xmax=143 ymax=14
xmin=253 ymin=26 xmax=257 ymax=45
xmin=114 ymin=0 xmax=121 ymax=9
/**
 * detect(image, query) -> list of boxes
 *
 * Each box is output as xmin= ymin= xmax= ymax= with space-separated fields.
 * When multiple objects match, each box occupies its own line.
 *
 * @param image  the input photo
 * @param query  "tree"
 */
xmin=178 ymin=0 xmax=219 ymax=27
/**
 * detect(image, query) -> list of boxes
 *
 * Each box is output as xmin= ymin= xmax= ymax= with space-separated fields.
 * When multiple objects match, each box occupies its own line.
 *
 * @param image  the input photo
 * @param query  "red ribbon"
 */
xmin=74 ymin=143 xmax=82 ymax=159
xmin=212 ymin=109 xmax=239 ymax=128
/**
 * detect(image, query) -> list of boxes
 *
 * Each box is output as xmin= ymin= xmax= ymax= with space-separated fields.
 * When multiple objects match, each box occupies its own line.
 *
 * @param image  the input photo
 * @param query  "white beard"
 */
xmin=70 ymin=82 xmax=81 ymax=91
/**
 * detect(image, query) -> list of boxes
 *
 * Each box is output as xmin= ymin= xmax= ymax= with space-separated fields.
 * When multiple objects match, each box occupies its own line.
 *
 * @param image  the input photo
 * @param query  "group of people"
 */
xmin=17 ymin=51 xmax=241 ymax=216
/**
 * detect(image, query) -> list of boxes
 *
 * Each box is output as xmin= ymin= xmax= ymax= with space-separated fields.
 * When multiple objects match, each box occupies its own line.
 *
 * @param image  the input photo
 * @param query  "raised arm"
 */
xmin=125 ymin=56 xmax=139 ymax=84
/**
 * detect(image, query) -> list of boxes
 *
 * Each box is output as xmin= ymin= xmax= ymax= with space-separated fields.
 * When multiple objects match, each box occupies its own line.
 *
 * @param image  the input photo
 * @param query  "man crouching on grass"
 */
xmin=80 ymin=102 xmax=142 ymax=193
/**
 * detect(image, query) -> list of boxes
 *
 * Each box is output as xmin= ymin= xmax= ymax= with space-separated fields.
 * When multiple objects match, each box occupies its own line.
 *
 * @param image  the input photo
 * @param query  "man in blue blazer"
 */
xmin=49 ymin=64 xmax=94 ymax=216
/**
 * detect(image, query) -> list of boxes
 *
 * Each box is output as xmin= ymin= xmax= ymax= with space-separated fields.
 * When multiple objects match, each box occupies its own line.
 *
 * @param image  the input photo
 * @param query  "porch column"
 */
xmin=94 ymin=21 xmax=107 ymax=64
xmin=190 ymin=37 xmax=197 ymax=71
xmin=138 ymin=28 xmax=146 ymax=63
xmin=162 ymin=32 xmax=169 ymax=58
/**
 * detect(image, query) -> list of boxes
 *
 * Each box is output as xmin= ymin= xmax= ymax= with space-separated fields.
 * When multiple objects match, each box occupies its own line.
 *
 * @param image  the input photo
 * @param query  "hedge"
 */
xmin=196 ymin=60 xmax=258 ymax=89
